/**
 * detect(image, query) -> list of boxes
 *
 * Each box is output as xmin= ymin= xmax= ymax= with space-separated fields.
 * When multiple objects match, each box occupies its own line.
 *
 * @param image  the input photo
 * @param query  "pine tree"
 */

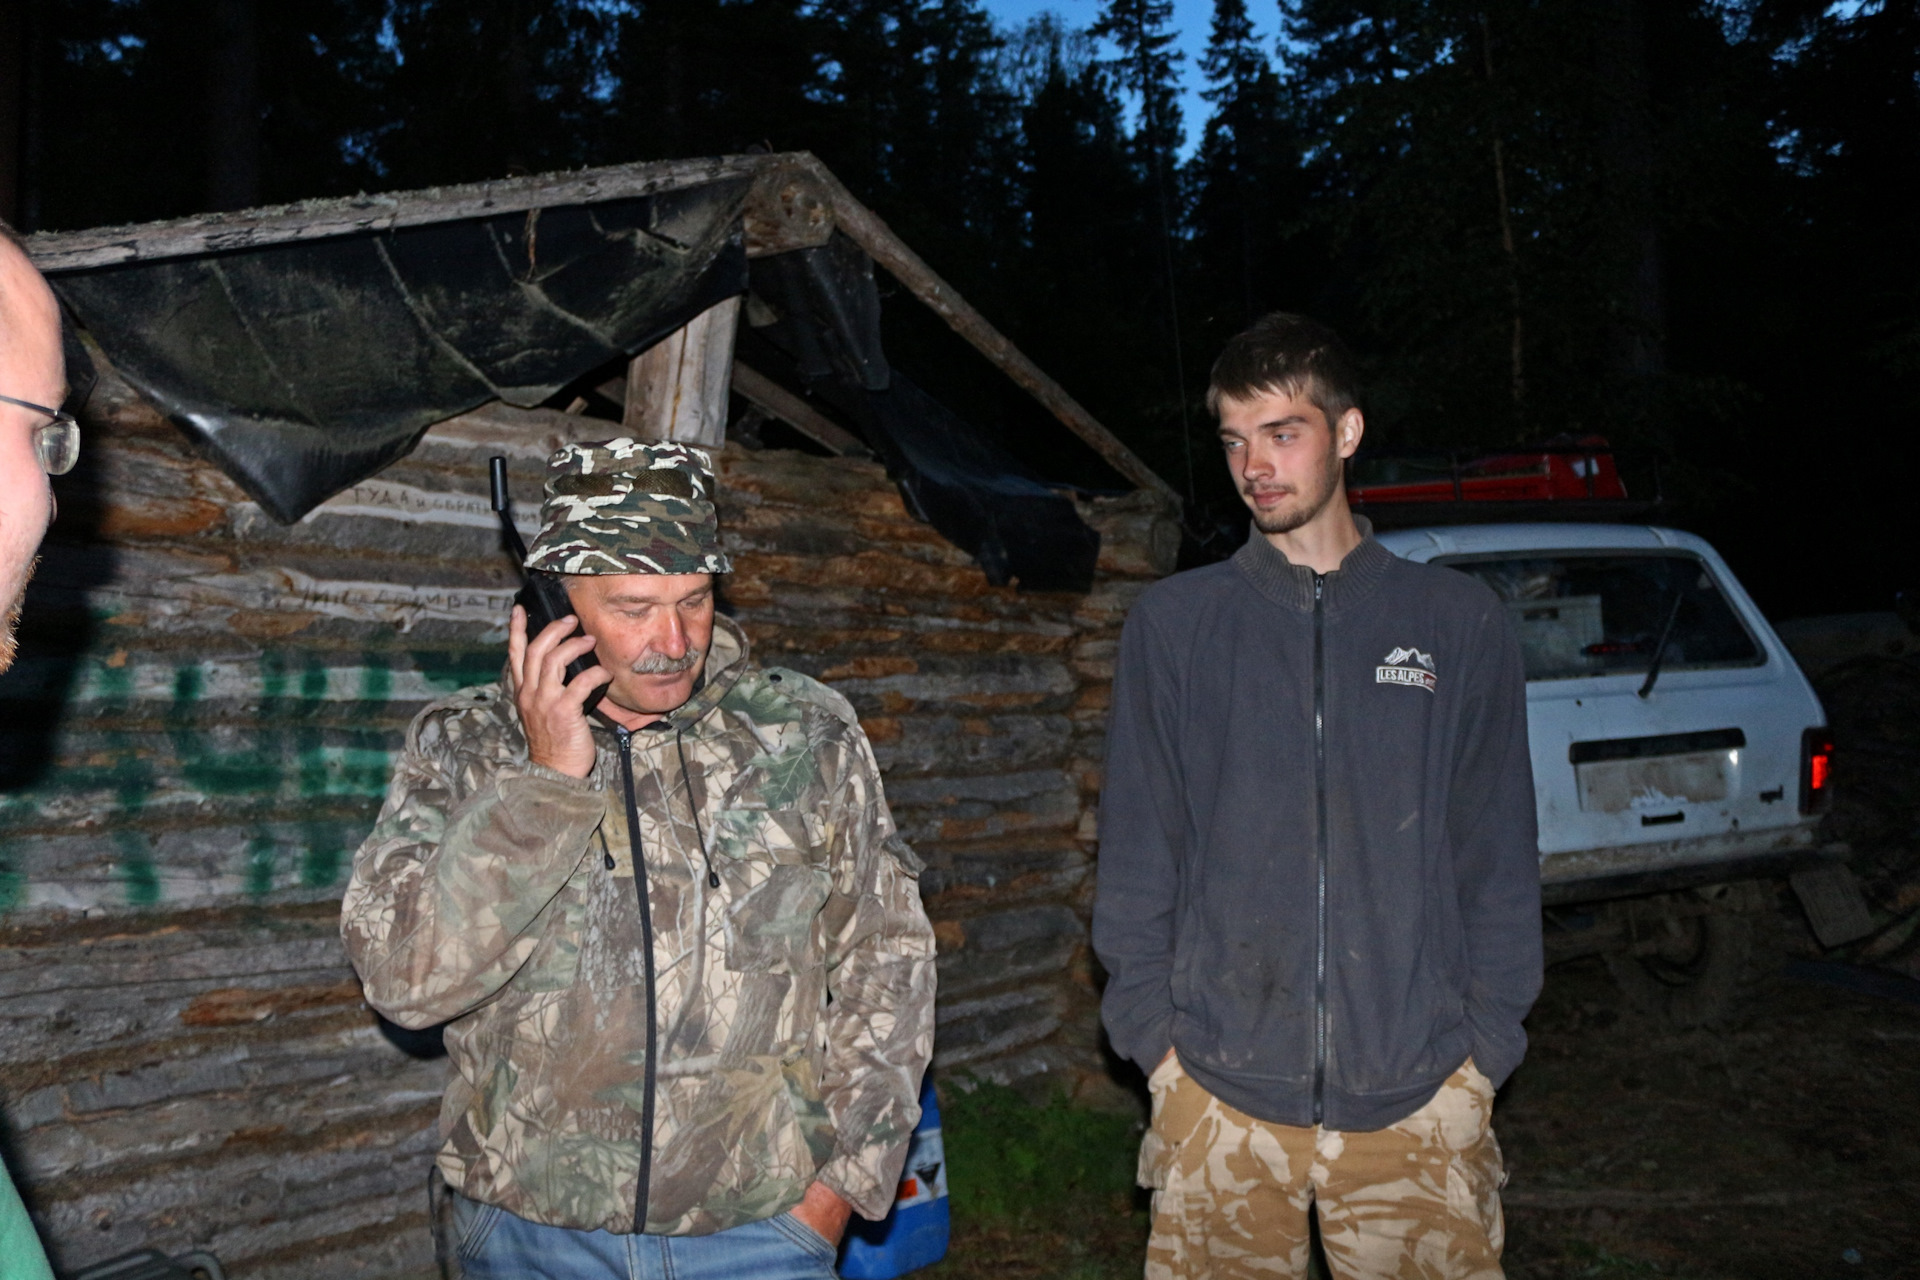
xmin=1089 ymin=0 xmax=1196 ymax=493
xmin=24 ymin=0 xmax=390 ymax=228
xmin=1187 ymin=0 xmax=1303 ymax=335
xmin=1281 ymin=0 xmax=1598 ymax=444
xmin=808 ymin=0 xmax=1019 ymax=278
xmin=1008 ymin=19 xmax=1168 ymax=469
xmin=374 ymin=0 xmax=616 ymax=187
xmin=794 ymin=0 xmax=1030 ymax=454
xmin=1088 ymin=0 xmax=1185 ymax=304
xmin=606 ymin=0 xmax=830 ymax=162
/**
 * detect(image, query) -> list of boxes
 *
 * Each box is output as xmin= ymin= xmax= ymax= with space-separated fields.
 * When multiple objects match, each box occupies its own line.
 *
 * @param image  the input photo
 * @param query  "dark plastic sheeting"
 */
xmin=746 ymin=236 xmax=1099 ymax=593
xmin=53 ymin=181 xmax=750 ymax=522
xmin=860 ymin=375 xmax=1102 ymax=592
xmin=750 ymin=233 xmax=891 ymax=391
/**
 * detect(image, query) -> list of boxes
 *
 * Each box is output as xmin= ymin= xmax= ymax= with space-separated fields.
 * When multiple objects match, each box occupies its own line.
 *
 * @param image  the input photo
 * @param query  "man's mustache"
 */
xmin=631 ymin=647 xmax=702 ymax=675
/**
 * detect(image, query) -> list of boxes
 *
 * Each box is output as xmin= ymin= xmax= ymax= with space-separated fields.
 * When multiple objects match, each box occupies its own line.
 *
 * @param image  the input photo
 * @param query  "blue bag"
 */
xmin=838 ymin=1077 xmax=949 ymax=1278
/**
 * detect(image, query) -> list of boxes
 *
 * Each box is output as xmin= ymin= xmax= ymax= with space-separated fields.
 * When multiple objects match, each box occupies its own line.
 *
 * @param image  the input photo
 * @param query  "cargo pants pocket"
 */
xmin=1137 ymin=1051 xmax=1190 ymax=1190
xmin=1443 ymin=1060 xmax=1507 ymax=1261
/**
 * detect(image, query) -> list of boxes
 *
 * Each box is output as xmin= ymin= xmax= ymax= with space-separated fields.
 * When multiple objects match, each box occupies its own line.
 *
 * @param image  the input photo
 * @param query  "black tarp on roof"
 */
xmin=45 ymin=167 xmax=1103 ymax=591
xmin=53 ymin=180 xmax=750 ymax=522
xmin=745 ymin=234 xmax=1100 ymax=592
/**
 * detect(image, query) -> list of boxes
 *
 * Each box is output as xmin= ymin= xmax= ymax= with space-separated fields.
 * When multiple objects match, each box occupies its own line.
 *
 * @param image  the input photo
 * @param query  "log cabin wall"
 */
xmin=0 ymin=381 xmax=1179 ymax=1278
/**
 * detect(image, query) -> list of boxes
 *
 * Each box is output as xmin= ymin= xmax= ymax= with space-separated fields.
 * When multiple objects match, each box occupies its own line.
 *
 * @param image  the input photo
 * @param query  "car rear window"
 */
xmin=1435 ymin=552 xmax=1765 ymax=682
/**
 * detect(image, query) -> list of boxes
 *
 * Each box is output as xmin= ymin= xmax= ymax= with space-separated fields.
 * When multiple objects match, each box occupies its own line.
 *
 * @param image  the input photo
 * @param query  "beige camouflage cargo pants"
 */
xmin=1137 ymin=1055 xmax=1506 ymax=1280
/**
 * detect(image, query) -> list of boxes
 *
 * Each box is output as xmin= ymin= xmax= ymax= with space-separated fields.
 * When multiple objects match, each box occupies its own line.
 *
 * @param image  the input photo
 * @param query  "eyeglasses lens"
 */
xmin=35 ymin=421 xmax=80 ymax=476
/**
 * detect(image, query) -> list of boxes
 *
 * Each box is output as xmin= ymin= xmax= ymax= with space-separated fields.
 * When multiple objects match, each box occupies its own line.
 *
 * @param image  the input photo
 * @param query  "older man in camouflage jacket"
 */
xmin=342 ymin=439 xmax=937 ymax=1279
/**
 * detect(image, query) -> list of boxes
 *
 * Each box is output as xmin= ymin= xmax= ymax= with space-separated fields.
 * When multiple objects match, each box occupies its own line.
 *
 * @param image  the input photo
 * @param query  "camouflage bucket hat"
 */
xmin=524 ymin=438 xmax=732 ymax=576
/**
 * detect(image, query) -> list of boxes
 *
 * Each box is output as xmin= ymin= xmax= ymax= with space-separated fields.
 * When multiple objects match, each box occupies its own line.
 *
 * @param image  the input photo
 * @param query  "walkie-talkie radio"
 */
xmin=489 ymin=456 xmax=607 ymax=714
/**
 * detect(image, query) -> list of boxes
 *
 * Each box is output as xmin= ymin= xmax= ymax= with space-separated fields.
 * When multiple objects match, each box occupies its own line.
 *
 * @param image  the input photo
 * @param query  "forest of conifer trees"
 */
xmin=1 ymin=0 xmax=1913 ymax=613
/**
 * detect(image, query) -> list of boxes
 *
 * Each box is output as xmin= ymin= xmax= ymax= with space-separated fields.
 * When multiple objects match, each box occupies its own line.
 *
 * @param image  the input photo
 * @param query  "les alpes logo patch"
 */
xmin=1377 ymin=646 xmax=1437 ymax=693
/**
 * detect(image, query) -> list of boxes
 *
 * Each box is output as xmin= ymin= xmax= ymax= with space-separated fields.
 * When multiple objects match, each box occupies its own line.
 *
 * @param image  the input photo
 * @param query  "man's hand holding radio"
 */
xmin=507 ymin=604 xmax=611 ymax=779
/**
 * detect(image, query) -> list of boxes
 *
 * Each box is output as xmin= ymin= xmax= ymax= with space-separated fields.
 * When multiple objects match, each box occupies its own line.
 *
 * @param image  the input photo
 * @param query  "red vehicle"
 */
xmin=1348 ymin=434 xmax=1629 ymax=507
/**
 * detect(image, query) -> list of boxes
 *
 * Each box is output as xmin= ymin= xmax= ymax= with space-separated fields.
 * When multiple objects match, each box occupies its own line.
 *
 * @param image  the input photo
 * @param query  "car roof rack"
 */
xmin=1347 ymin=435 xmax=1670 ymax=530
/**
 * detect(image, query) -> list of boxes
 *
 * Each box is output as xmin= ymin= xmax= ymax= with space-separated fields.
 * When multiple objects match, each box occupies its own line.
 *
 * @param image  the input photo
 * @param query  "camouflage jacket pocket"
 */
xmin=515 ymin=881 xmax=589 ymax=993
xmin=717 ymin=807 xmax=831 ymax=974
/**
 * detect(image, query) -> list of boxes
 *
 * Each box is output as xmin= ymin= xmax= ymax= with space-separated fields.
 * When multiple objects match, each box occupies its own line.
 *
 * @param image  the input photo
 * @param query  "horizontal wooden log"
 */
xmin=1080 ymin=490 xmax=1183 ymax=579
xmin=930 ymin=987 xmax=1063 ymax=1070
xmin=34 ymin=1118 xmax=439 ymax=1275
xmin=933 ymin=905 xmax=1085 ymax=999
xmin=713 ymin=445 xmax=904 ymax=513
xmin=917 ymin=844 xmax=1090 ymax=907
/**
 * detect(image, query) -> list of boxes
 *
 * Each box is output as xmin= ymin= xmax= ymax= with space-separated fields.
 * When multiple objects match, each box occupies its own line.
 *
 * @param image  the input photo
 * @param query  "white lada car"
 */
xmin=1375 ymin=522 xmax=1837 ymax=1021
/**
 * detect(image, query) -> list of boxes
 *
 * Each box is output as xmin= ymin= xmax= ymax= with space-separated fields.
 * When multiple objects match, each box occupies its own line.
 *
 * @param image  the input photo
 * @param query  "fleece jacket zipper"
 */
xmin=615 ymin=726 xmax=659 ymax=1230
xmin=1312 ymin=571 xmax=1329 ymax=1125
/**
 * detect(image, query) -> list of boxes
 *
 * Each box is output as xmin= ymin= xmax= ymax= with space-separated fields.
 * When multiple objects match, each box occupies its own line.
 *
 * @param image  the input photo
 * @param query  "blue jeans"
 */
xmin=452 ymin=1193 xmax=841 ymax=1280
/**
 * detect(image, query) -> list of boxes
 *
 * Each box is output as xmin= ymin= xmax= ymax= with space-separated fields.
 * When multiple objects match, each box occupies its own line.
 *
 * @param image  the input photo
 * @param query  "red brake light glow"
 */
xmin=1801 ymin=728 xmax=1834 ymax=815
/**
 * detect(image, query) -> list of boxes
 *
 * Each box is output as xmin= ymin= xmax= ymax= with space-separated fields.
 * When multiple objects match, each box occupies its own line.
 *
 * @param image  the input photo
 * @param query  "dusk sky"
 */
xmin=978 ymin=0 xmax=1282 ymax=156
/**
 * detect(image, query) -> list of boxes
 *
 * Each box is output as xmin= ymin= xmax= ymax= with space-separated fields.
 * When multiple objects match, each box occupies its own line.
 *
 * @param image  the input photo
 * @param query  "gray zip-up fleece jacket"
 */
xmin=1093 ymin=523 xmax=1542 ymax=1132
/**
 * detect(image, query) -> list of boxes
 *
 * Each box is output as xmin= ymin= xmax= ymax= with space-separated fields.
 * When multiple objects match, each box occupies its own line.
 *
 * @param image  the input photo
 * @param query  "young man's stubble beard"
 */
xmin=1244 ymin=438 xmax=1345 ymax=535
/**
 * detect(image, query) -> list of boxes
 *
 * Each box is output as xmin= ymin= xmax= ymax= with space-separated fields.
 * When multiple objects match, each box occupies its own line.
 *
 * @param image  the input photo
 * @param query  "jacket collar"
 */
xmin=1231 ymin=514 xmax=1394 ymax=616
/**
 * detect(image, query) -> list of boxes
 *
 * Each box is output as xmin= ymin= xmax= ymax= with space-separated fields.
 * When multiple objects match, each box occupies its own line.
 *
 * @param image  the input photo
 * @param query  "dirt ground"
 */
xmin=926 ymin=910 xmax=1920 ymax=1280
xmin=1497 ymin=948 xmax=1920 ymax=1279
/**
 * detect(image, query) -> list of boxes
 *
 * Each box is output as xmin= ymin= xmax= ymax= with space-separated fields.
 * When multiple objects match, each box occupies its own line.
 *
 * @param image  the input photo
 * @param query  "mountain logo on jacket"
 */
xmin=1377 ymin=646 xmax=1437 ymax=692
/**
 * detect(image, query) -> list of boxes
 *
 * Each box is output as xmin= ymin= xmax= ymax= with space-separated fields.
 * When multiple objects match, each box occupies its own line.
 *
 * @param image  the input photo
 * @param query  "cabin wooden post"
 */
xmin=622 ymin=295 xmax=742 ymax=448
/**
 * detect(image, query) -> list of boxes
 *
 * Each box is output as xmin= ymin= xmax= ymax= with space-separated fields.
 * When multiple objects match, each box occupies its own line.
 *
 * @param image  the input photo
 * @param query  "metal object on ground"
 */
xmin=1789 ymin=862 xmax=1876 ymax=947
xmin=1784 ymin=959 xmax=1920 ymax=1008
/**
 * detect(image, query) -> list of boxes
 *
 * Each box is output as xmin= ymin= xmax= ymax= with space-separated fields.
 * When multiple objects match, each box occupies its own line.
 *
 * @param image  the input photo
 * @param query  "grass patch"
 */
xmin=940 ymin=1079 xmax=1142 ymax=1226
xmin=1564 ymin=1241 xmax=1707 ymax=1278
xmin=924 ymin=1078 xmax=1150 ymax=1278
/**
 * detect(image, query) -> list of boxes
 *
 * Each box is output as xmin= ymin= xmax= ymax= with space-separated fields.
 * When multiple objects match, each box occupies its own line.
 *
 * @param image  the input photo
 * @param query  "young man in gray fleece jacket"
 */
xmin=1093 ymin=314 xmax=1542 ymax=1280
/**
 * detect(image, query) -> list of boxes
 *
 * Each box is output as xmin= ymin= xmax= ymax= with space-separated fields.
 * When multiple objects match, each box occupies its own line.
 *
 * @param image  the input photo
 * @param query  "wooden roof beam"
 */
xmin=22 ymin=154 xmax=834 ymax=272
xmin=729 ymin=361 xmax=872 ymax=458
xmin=784 ymin=155 xmax=1179 ymax=504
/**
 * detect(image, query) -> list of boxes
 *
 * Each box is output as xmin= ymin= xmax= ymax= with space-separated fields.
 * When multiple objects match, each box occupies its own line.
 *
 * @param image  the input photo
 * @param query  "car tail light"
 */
xmin=1800 ymin=727 xmax=1834 ymax=815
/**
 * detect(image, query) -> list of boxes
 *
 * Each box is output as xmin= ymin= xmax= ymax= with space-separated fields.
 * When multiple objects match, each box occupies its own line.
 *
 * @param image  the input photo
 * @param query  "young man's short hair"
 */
xmin=1206 ymin=312 xmax=1364 ymax=428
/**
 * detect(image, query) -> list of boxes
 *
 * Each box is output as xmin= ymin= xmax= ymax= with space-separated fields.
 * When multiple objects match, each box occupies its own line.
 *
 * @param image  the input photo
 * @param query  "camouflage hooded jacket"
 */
xmin=340 ymin=617 xmax=936 ymax=1235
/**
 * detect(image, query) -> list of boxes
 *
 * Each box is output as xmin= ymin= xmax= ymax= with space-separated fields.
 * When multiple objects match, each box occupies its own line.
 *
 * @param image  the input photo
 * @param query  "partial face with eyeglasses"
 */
xmin=0 ymin=395 xmax=80 ymax=477
xmin=1 ymin=240 xmax=70 ymax=672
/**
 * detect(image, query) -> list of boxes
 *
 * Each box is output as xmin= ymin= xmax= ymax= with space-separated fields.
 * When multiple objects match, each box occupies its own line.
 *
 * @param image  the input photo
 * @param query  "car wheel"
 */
xmin=1603 ymin=887 xmax=1757 ymax=1027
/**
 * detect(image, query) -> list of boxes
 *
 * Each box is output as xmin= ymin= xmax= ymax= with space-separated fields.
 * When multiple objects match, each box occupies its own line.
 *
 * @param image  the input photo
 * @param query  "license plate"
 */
xmin=1576 ymin=750 xmax=1733 ymax=814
